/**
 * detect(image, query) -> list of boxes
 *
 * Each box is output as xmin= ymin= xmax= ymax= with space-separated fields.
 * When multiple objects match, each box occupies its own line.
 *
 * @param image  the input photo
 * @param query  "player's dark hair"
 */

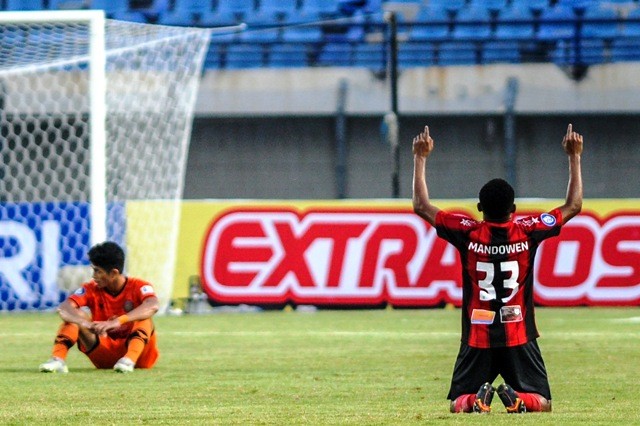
xmin=479 ymin=178 xmax=515 ymax=220
xmin=88 ymin=241 xmax=125 ymax=273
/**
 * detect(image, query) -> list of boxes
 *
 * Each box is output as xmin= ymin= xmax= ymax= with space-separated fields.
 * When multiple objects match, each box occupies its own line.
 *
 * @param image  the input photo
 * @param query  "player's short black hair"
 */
xmin=479 ymin=178 xmax=515 ymax=220
xmin=88 ymin=241 xmax=125 ymax=273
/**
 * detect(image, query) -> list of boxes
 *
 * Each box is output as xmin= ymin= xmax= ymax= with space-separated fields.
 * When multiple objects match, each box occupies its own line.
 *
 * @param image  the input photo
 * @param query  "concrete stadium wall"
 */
xmin=185 ymin=62 xmax=640 ymax=200
xmin=184 ymin=114 xmax=640 ymax=200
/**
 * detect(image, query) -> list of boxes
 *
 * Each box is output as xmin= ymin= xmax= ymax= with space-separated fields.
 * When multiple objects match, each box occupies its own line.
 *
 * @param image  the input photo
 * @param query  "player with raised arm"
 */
xmin=412 ymin=124 xmax=583 ymax=413
xmin=39 ymin=241 xmax=160 ymax=373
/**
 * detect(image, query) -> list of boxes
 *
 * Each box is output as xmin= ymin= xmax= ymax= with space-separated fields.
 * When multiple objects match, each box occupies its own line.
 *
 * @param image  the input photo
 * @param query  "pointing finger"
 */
xmin=566 ymin=123 xmax=572 ymax=137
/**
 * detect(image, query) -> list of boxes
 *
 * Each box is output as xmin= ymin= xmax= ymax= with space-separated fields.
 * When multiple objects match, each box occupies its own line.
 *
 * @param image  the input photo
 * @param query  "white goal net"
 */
xmin=0 ymin=11 xmax=211 ymax=311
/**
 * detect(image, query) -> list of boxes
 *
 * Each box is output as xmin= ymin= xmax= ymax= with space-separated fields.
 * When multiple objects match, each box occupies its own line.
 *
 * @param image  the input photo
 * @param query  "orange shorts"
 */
xmin=81 ymin=331 xmax=159 ymax=369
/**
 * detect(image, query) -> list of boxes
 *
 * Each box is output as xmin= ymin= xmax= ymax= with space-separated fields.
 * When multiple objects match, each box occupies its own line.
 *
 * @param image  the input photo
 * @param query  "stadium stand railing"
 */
xmin=4 ymin=0 xmax=640 ymax=74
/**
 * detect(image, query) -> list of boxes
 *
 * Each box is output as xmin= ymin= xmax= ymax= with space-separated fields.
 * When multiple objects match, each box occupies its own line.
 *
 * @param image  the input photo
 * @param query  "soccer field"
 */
xmin=2 ymin=307 xmax=639 ymax=425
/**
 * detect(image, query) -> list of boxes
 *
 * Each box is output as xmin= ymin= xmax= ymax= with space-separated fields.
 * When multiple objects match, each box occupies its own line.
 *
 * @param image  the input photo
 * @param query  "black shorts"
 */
xmin=447 ymin=339 xmax=551 ymax=401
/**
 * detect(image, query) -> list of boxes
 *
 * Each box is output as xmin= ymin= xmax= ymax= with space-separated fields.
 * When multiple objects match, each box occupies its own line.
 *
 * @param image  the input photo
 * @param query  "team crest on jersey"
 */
xmin=140 ymin=285 xmax=155 ymax=295
xmin=540 ymin=213 xmax=557 ymax=227
xmin=74 ymin=287 xmax=85 ymax=296
xmin=124 ymin=300 xmax=134 ymax=312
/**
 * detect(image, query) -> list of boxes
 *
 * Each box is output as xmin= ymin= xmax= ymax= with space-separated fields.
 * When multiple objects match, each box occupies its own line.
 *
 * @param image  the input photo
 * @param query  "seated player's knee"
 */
xmin=129 ymin=327 xmax=150 ymax=344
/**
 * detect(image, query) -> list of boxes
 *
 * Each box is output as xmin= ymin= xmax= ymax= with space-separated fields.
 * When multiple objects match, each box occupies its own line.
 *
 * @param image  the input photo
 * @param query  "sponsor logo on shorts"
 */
xmin=540 ymin=213 xmax=556 ymax=227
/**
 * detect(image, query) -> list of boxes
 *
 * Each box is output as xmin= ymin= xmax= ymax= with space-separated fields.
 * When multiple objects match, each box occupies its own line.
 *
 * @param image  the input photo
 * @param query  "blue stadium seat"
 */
xmin=452 ymin=6 xmax=493 ymax=40
xmin=158 ymin=0 xmax=207 ymax=26
xmin=482 ymin=41 xmax=521 ymax=63
xmin=551 ymin=38 xmax=605 ymax=65
xmin=239 ymin=26 xmax=280 ymax=42
xmin=437 ymin=41 xmax=478 ymax=65
xmin=354 ymin=42 xmax=386 ymax=69
xmin=581 ymin=6 xmax=619 ymax=39
xmin=258 ymin=0 xmax=298 ymax=15
xmin=158 ymin=9 xmax=196 ymax=26
xmin=537 ymin=5 xmax=577 ymax=40
xmin=621 ymin=7 xmax=640 ymax=37
xmin=224 ymin=44 xmax=265 ymax=69
xmin=468 ymin=0 xmax=509 ymax=14
xmin=281 ymin=24 xmax=323 ymax=42
xmin=495 ymin=5 xmax=536 ymax=40
xmin=204 ymin=44 xmax=222 ymax=69
xmin=5 ymin=0 xmax=44 ymax=10
xmin=428 ymin=0 xmax=466 ymax=14
xmin=408 ymin=6 xmax=451 ymax=41
xmin=610 ymin=38 xmax=637 ymax=61
xmin=216 ymin=0 xmax=255 ymax=14
xmin=199 ymin=10 xmax=242 ymax=27
xmin=269 ymin=44 xmax=309 ymax=67
xmin=397 ymin=41 xmax=435 ymax=67
xmin=301 ymin=0 xmax=340 ymax=17
xmin=558 ymin=0 xmax=598 ymax=12
xmin=317 ymin=42 xmax=354 ymax=66
xmin=510 ymin=0 xmax=549 ymax=14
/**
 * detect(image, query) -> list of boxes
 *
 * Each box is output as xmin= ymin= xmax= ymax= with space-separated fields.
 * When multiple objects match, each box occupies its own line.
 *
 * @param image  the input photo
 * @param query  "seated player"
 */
xmin=39 ymin=241 xmax=160 ymax=373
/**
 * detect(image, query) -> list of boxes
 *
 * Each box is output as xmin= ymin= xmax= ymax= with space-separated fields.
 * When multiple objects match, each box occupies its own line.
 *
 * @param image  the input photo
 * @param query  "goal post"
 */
xmin=0 ymin=11 xmax=212 ymax=311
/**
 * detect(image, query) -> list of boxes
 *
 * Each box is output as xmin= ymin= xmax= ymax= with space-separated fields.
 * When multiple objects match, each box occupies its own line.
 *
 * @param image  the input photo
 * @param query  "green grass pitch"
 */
xmin=2 ymin=307 xmax=640 ymax=424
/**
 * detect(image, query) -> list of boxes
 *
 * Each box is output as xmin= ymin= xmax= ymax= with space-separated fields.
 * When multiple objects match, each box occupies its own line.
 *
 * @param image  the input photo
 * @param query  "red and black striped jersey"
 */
xmin=435 ymin=208 xmax=563 ymax=348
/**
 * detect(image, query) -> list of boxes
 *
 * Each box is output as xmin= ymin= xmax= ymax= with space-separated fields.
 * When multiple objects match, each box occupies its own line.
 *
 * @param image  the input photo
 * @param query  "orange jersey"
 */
xmin=69 ymin=277 xmax=156 ymax=339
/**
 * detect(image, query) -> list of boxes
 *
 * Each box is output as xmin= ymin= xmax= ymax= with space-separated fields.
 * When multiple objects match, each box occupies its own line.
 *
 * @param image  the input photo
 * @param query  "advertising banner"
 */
xmin=175 ymin=199 xmax=640 ymax=307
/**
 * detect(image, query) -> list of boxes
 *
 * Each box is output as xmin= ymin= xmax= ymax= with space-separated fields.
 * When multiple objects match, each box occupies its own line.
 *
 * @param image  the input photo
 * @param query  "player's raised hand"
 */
xmin=413 ymin=125 xmax=434 ymax=158
xmin=562 ymin=123 xmax=583 ymax=156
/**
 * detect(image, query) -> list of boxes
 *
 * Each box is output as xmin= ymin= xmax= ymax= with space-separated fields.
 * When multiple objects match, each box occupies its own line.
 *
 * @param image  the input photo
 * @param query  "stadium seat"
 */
xmin=158 ymin=0 xmax=207 ymax=26
xmin=437 ymin=41 xmax=478 ymax=65
xmin=510 ymin=0 xmax=549 ymax=14
xmin=494 ymin=5 xmax=536 ymax=40
xmin=551 ymin=38 xmax=605 ymax=65
xmin=281 ymin=24 xmax=324 ymax=43
xmin=268 ymin=44 xmax=309 ymax=67
xmin=468 ymin=0 xmax=509 ymax=14
xmin=408 ymin=6 xmax=451 ymax=41
xmin=610 ymin=38 xmax=636 ymax=61
xmin=239 ymin=26 xmax=280 ymax=42
xmin=537 ymin=5 xmax=577 ymax=40
xmin=452 ymin=6 xmax=493 ymax=40
xmin=5 ymin=0 xmax=44 ymax=10
xmin=353 ymin=42 xmax=386 ymax=69
xmin=158 ymin=9 xmax=195 ymax=26
xmin=204 ymin=44 xmax=222 ymax=69
xmin=482 ymin=41 xmax=521 ymax=63
xmin=216 ymin=0 xmax=255 ymax=14
xmin=224 ymin=44 xmax=265 ymax=69
xmin=317 ymin=42 xmax=354 ymax=66
xmin=397 ymin=41 xmax=435 ymax=67
xmin=428 ymin=0 xmax=466 ymax=14
xmin=199 ymin=10 xmax=242 ymax=27
xmin=622 ymin=7 xmax=640 ymax=37
xmin=301 ymin=0 xmax=340 ymax=17
xmin=581 ymin=6 xmax=620 ymax=39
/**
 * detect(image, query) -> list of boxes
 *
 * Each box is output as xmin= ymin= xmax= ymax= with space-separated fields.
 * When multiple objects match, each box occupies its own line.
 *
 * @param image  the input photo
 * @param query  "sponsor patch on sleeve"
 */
xmin=471 ymin=309 xmax=496 ymax=325
xmin=74 ymin=287 xmax=85 ymax=296
xmin=140 ymin=285 xmax=155 ymax=296
xmin=540 ymin=213 xmax=557 ymax=227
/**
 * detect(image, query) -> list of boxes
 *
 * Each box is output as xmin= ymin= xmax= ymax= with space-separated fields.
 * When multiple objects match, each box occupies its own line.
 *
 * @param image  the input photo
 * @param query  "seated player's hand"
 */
xmin=413 ymin=125 xmax=434 ymax=158
xmin=562 ymin=123 xmax=583 ymax=156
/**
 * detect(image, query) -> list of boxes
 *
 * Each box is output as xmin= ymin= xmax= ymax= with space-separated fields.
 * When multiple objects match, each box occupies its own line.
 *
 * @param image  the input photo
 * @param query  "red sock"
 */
xmin=517 ymin=392 xmax=543 ymax=412
xmin=453 ymin=394 xmax=476 ymax=413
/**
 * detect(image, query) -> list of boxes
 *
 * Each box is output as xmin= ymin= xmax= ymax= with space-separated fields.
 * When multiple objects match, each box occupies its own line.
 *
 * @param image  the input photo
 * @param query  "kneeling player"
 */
xmin=39 ymin=241 xmax=159 ymax=373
